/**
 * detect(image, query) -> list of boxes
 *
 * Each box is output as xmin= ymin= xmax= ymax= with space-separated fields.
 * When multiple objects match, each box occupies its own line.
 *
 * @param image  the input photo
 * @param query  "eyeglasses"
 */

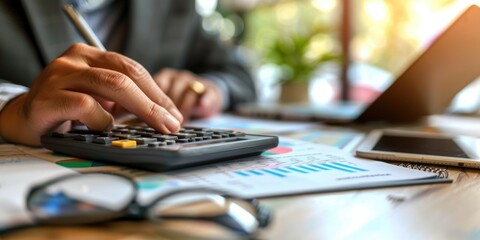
xmin=25 ymin=173 xmax=271 ymax=239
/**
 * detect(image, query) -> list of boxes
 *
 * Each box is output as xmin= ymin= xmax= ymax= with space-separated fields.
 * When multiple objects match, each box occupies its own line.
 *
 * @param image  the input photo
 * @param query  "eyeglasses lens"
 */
xmin=27 ymin=174 xmax=135 ymax=225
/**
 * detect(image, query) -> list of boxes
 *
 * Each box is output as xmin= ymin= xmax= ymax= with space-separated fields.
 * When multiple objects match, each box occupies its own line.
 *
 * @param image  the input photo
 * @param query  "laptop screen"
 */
xmin=237 ymin=5 xmax=480 ymax=124
xmin=355 ymin=5 xmax=480 ymax=123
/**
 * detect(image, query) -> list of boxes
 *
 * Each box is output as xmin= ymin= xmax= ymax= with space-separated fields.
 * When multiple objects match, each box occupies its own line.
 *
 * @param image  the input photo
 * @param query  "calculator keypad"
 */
xmin=42 ymin=125 xmax=278 ymax=172
xmin=53 ymin=126 xmax=246 ymax=148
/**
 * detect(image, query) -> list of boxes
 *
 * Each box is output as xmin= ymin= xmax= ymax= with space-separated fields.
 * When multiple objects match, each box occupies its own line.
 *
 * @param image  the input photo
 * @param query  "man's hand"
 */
xmin=153 ymin=68 xmax=223 ymax=121
xmin=0 ymin=44 xmax=183 ymax=146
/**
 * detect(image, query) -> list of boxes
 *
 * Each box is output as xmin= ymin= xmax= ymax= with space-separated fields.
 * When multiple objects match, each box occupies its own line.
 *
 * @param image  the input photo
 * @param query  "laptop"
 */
xmin=237 ymin=5 xmax=480 ymax=124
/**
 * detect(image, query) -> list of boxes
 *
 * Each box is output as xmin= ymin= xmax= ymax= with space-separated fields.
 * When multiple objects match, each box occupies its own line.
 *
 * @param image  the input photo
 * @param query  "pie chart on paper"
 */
xmin=262 ymin=145 xmax=293 ymax=156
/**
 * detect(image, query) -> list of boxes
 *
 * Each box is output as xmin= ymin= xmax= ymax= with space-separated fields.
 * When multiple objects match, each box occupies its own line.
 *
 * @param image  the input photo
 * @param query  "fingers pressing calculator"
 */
xmin=41 ymin=125 xmax=279 ymax=171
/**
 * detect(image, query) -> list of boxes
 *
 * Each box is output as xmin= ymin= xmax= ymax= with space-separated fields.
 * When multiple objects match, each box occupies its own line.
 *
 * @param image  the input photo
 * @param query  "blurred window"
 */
xmin=197 ymin=0 xmax=480 ymax=109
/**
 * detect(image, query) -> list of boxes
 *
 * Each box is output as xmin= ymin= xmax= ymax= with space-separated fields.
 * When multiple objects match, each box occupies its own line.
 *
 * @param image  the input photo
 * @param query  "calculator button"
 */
xmin=193 ymin=131 xmax=213 ymax=137
xmin=212 ymin=134 xmax=222 ymax=139
xmin=171 ymin=133 xmax=196 ymax=139
xmin=211 ymin=129 xmax=234 ymax=134
xmin=131 ymin=137 xmax=157 ymax=145
xmin=179 ymin=128 xmax=195 ymax=133
xmin=113 ymin=133 xmax=140 ymax=139
xmin=74 ymin=134 xmax=97 ymax=142
xmin=164 ymin=140 xmax=176 ymax=145
xmin=152 ymin=135 xmax=178 ymax=141
xmin=99 ymin=132 xmax=114 ymax=137
xmin=176 ymin=139 xmax=190 ymax=143
xmin=93 ymin=137 xmax=119 ymax=144
xmin=137 ymin=132 xmax=155 ymax=137
xmin=143 ymin=127 xmax=156 ymax=132
xmin=112 ymin=140 xmax=137 ymax=148
xmin=148 ymin=142 xmax=167 ymax=147
xmin=112 ymin=128 xmax=130 ymax=133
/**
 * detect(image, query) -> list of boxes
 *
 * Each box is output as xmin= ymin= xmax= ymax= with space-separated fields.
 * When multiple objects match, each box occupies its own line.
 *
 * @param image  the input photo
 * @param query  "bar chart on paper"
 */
xmin=234 ymin=162 xmax=368 ymax=178
xmin=135 ymin=138 xmax=446 ymax=199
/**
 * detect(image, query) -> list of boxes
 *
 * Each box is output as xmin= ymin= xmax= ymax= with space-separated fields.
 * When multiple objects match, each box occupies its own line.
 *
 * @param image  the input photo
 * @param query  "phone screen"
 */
xmin=373 ymin=135 xmax=471 ymax=158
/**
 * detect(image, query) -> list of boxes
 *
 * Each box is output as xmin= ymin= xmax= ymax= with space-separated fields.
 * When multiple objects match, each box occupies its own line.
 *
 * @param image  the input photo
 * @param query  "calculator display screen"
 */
xmin=373 ymin=135 xmax=471 ymax=158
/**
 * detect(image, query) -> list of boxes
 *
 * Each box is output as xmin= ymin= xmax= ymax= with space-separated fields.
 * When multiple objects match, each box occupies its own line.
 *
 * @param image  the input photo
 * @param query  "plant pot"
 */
xmin=279 ymin=82 xmax=310 ymax=104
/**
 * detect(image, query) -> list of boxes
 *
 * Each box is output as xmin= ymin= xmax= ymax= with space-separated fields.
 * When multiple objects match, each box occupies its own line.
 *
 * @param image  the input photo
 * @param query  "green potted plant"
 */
xmin=266 ymin=28 xmax=338 ymax=103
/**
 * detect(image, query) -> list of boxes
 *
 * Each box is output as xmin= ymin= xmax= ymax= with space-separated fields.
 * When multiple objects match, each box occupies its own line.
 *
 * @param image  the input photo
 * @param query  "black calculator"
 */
xmin=41 ymin=125 xmax=278 ymax=172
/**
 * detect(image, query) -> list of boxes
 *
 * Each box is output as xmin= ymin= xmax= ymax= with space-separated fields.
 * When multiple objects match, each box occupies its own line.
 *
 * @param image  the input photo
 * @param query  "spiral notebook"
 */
xmin=396 ymin=163 xmax=449 ymax=179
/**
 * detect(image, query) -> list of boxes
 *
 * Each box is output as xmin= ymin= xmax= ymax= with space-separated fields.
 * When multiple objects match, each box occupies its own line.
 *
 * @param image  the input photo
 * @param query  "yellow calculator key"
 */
xmin=111 ymin=140 xmax=137 ymax=148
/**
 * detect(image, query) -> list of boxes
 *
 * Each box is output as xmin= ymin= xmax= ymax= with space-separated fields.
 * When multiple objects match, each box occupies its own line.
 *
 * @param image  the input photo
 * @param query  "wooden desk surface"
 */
xmin=2 ymin=115 xmax=480 ymax=240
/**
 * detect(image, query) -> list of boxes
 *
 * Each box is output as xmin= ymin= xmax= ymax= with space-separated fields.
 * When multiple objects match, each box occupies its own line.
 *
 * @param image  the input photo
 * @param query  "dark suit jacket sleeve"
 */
xmin=182 ymin=11 xmax=257 ymax=111
xmin=1 ymin=0 xmax=257 ymax=111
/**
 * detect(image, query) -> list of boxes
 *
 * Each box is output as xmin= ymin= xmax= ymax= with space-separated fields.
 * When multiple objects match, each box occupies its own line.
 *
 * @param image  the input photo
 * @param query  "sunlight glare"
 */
xmin=364 ymin=0 xmax=388 ymax=22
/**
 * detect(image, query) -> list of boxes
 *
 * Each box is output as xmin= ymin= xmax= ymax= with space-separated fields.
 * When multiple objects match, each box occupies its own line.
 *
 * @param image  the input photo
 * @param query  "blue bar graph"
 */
xmin=309 ymin=164 xmax=330 ymax=171
xmin=276 ymin=168 xmax=290 ymax=173
xmin=286 ymin=166 xmax=308 ymax=174
xmin=234 ymin=171 xmax=249 ymax=177
xmin=233 ymin=162 xmax=368 ymax=178
xmin=322 ymin=163 xmax=354 ymax=173
xmin=333 ymin=162 xmax=368 ymax=172
xmin=299 ymin=165 xmax=319 ymax=172
xmin=248 ymin=170 xmax=263 ymax=175
xmin=262 ymin=169 xmax=286 ymax=178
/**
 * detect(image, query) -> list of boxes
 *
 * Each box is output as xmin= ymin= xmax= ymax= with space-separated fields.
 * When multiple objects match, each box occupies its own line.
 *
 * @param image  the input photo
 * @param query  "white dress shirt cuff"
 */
xmin=0 ymin=83 xmax=28 ymax=143
xmin=0 ymin=83 xmax=28 ymax=111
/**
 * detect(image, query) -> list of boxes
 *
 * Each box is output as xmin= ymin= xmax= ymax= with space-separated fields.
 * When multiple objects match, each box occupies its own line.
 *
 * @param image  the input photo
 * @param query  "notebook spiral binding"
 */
xmin=398 ymin=163 xmax=449 ymax=178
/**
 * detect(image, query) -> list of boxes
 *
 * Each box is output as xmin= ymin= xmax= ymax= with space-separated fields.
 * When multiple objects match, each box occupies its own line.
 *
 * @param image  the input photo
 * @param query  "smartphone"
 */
xmin=355 ymin=129 xmax=480 ymax=168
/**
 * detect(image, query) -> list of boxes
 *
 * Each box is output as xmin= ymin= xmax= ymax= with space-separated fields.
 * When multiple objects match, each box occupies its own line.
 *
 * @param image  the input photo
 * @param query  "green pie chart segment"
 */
xmin=56 ymin=159 xmax=108 ymax=168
